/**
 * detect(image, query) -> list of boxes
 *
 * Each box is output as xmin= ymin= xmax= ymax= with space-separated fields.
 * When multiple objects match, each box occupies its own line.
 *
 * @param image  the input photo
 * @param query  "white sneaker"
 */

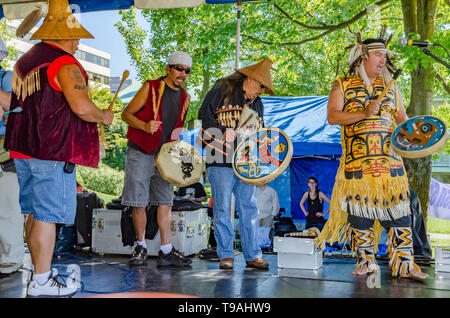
xmin=27 ymin=271 xmax=77 ymax=298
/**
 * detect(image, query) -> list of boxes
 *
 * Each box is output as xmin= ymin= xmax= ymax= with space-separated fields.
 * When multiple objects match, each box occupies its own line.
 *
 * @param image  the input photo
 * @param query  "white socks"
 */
xmin=160 ymin=243 xmax=173 ymax=255
xmin=33 ymin=271 xmax=51 ymax=285
xmin=138 ymin=241 xmax=172 ymax=254
xmin=137 ymin=240 xmax=147 ymax=249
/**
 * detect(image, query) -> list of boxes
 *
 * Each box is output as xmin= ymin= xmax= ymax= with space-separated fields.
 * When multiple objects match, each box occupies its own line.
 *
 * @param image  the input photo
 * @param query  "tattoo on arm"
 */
xmin=72 ymin=68 xmax=85 ymax=83
xmin=74 ymin=84 xmax=86 ymax=90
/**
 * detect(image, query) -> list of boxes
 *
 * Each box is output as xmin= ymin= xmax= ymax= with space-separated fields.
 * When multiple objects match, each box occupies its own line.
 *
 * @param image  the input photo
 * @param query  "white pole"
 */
xmin=235 ymin=0 xmax=242 ymax=69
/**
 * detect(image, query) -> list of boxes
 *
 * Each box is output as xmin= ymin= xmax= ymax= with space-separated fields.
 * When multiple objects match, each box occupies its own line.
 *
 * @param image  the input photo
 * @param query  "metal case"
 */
xmin=91 ymin=208 xmax=210 ymax=257
xmin=273 ymin=236 xmax=323 ymax=270
xmin=435 ymin=246 xmax=450 ymax=273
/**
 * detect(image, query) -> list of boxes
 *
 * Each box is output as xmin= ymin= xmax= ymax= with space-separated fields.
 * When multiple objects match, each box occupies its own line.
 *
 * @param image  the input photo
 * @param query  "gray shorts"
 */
xmin=121 ymin=146 xmax=173 ymax=207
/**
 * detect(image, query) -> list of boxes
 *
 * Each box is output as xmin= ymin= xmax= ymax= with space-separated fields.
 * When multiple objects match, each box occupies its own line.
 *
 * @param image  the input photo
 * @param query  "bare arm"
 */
xmin=121 ymin=82 xmax=161 ymax=134
xmin=299 ymin=192 xmax=308 ymax=216
xmin=320 ymin=191 xmax=331 ymax=216
xmin=327 ymin=81 xmax=380 ymax=125
xmin=58 ymin=64 xmax=113 ymax=125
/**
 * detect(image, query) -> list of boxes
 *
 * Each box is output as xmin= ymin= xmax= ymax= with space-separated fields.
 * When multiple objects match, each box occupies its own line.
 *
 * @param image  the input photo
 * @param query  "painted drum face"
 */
xmin=232 ymin=127 xmax=293 ymax=185
xmin=392 ymin=116 xmax=448 ymax=159
xmin=156 ymin=140 xmax=203 ymax=187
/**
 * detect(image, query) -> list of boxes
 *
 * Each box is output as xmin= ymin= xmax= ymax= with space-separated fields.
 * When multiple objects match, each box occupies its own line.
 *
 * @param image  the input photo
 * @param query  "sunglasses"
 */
xmin=170 ymin=64 xmax=191 ymax=74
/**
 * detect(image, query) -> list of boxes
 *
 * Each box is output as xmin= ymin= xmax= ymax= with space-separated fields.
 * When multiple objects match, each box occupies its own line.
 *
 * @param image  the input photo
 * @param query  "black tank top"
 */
xmin=307 ymin=192 xmax=325 ymax=224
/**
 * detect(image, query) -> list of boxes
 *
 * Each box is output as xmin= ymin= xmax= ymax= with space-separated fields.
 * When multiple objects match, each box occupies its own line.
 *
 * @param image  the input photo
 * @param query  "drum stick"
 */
xmin=221 ymin=113 xmax=255 ymax=146
xmin=100 ymin=70 xmax=129 ymax=149
xmin=375 ymin=69 xmax=401 ymax=116
xmin=376 ymin=69 xmax=402 ymax=103
xmin=235 ymin=113 xmax=255 ymax=134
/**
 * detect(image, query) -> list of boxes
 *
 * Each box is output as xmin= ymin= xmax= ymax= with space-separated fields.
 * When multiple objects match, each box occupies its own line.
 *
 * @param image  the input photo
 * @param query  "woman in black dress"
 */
xmin=299 ymin=177 xmax=331 ymax=232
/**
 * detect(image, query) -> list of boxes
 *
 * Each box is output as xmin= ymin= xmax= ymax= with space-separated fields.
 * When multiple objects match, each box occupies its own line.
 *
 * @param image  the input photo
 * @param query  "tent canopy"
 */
xmin=179 ymin=96 xmax=342 ymax=158
xmin=0 ymin=0 xmax=258 ymax=19
xmin=262 ymin=96 xmax=341 ymax=157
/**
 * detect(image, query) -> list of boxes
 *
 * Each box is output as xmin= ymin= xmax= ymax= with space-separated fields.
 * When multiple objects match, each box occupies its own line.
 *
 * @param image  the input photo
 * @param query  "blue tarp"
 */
xmin=180 ymin=96 xmax=342 ymax=218
xmin=262 ymin=96 xmax=341 ymax=156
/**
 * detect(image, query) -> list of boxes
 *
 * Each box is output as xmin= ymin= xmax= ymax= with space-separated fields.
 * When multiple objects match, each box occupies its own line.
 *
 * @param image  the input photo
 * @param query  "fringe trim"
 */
xmin=315 ymin=164 xmax=384 ymax=253
xmin=337 ymin=173 xmax=411 ymax=221
xmin=387 ymin=227 xmax=419 ymax=277
xmin=12 ymin=67 xmax=41 ymax=102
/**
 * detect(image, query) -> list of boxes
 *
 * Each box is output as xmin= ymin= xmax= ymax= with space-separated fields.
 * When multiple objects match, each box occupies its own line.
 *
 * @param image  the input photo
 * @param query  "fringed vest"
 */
xmin=126 ymin=78 xmax=189 ymax=154
xmin=334 ymin=75 xmax=410 ymax=221
xmin=4 ymin=42 xmax=100 ymax=168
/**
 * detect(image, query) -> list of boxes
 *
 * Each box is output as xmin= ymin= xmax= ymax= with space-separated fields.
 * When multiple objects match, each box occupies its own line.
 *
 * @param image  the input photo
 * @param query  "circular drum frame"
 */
xmin=391 ymin=115 xmax=448 ymax=159
xmin=232 ymin=127 xmax=293 ymax=185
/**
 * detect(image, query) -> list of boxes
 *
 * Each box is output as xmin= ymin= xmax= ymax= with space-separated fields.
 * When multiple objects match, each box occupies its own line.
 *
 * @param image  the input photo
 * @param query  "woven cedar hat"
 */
xmin=30 ymin=0 xmax=94 ymax=40
xmin=236 ymin=57 xmax=275 ymax=96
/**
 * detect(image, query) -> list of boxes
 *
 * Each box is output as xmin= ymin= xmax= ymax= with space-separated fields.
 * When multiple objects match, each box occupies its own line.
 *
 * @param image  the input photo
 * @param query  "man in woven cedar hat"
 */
xmin=4 ymin=0 xmax=114 ymax=297
xmin=197 ymin=58 xmax=275 ymax=270
xmin=120 ymin=51 xmax=193 ymax=268
xmin=315 ymin=27 xmax=428 ymax=279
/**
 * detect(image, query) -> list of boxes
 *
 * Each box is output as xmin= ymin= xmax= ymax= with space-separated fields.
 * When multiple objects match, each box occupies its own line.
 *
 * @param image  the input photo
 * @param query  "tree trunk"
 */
xmin=401 ymin=0 xmax=438 ymax=220
xmin=406 ymin=66 xmax=435 ymax=220
xmin=200 ymin=67 xmax=211 ymax=101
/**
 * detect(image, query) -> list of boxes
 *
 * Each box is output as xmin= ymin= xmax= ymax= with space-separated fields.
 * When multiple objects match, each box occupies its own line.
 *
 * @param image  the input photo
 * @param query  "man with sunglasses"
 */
xmin=197 ymin=58 xmax=275 ymax=270
xmin=121 ymin=51 xmax=193 ymax=267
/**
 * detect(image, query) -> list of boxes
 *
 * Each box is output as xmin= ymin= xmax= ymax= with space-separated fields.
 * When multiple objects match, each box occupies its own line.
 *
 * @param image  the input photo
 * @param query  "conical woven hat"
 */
xmin=30 ymin=0 xmax=94 ymax=40
xmin=237 ymin=57 xmax=275 ymax=96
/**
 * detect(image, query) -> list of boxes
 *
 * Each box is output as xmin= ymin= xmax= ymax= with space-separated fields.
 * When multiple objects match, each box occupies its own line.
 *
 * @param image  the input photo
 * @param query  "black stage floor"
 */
xmin=1 ymin=250 xmax=450 ymax=299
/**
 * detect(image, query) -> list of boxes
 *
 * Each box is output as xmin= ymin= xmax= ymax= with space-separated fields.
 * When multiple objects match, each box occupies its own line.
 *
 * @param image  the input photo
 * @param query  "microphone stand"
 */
xmin=421 ymin=47 xmax=450 ymax=69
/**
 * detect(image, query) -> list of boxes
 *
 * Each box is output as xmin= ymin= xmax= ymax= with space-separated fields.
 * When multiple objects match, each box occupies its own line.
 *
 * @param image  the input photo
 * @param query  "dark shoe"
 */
xmin=157 ymin=247 xmax=192 ymax=267
xmin=246 ymin=258 xmax=269 ymax=270
xmin=129 ymin=245 xmax=147 ymax=266
xmin=219 ymin=258 xmax=234 ymax=270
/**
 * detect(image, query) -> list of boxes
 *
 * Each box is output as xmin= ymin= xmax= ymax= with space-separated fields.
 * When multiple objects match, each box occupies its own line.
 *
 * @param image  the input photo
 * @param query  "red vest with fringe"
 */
xmin=126 ymin=78 xmax=189 ymax=154
xmin=4 ymin=42 xmax=100 ymax=168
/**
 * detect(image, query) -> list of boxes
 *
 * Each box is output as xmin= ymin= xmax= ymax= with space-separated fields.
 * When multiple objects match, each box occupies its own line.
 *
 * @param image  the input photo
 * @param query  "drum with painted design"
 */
xmin=232 ymin=127 xmax=293 ymax=185
xmin=391 ymin=115 xmax=448 ymax=158
xmin=156 ymin=140 xmax=203 ymax=187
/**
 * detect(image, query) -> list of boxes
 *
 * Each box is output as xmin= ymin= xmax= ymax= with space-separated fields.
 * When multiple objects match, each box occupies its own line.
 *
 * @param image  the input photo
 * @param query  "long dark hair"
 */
xmin=308 ymin=176 xmax=320 ymax=196
xmin=217 ymin=71 xmax=247 ymax=106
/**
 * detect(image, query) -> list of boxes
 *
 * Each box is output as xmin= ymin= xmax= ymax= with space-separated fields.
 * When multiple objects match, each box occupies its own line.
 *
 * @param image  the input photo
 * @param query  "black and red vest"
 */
xmin=126 ymin=78 xmax=189 ymax=154
xmin=5 ymin=42 xmax=100 ymax=168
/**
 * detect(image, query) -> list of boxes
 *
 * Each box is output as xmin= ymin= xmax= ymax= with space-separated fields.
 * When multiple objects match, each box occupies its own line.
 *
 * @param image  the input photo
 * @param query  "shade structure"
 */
xmin=0 ymin=0 xmax=258 ymax=68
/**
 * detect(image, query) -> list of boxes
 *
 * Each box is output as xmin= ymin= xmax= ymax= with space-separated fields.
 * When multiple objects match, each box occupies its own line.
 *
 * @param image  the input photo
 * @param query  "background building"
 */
xmin=4 ymin=19 xmax=111 ymax=88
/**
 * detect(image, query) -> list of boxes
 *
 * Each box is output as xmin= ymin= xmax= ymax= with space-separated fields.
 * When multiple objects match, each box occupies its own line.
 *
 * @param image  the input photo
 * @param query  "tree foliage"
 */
xmin=115 ymin=0 xmax=449 ymax=213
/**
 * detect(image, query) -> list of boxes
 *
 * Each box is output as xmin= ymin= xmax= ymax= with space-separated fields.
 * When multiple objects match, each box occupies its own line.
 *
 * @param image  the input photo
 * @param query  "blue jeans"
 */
xmin=207 ymin=166 xmax=261 ymax=262
xmin=14 ymin=159 xmax=77 ymax=225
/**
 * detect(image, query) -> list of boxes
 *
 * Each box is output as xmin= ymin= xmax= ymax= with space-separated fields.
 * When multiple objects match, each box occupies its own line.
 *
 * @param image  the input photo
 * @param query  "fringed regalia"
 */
xmin=316 ymin=75 xmax=411 ymax=256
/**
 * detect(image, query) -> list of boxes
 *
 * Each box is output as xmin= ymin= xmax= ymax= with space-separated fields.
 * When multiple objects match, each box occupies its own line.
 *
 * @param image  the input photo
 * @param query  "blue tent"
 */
xmin=262 ymin=96 xmax=341 ymax=220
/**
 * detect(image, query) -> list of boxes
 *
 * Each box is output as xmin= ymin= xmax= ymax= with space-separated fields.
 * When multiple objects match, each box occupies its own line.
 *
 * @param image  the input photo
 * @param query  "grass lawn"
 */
xmin=95 ymin=191 xmax=117 ymax=205
xmin=427 ymin=216 xmax=450 ymax=234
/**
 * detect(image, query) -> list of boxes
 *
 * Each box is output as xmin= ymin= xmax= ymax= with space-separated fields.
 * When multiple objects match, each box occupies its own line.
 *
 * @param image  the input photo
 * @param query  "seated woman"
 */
xmin=299 ymin=177 xmax=330 ymax=232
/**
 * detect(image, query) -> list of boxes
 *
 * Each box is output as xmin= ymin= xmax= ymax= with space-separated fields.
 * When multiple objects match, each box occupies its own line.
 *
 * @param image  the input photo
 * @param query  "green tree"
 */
xmin=76 ymin=85 xmax=127 ymax=196
xmin=115 ymin=0 xmax=449 ymax=216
